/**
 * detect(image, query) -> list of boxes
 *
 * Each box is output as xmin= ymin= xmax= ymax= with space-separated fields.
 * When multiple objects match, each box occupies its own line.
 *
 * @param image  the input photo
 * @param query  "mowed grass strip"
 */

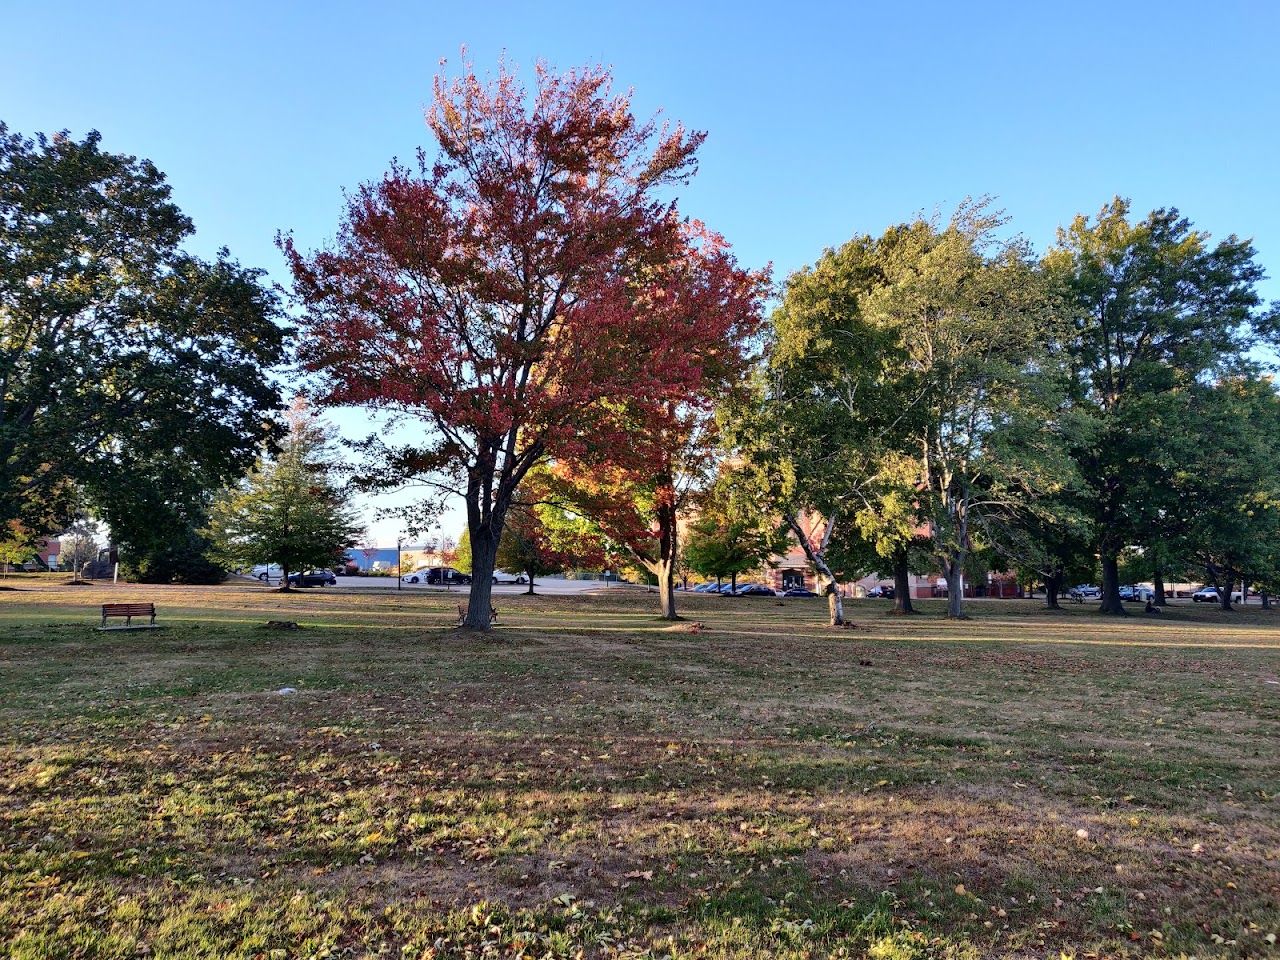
xmin=1 ymin=581 xmax=1278 ymax=958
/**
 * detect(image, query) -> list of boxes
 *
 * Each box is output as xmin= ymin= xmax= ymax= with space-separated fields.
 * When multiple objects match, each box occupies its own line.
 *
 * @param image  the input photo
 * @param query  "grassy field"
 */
xmin=1 ymin=579 xmax=1277 ymax=959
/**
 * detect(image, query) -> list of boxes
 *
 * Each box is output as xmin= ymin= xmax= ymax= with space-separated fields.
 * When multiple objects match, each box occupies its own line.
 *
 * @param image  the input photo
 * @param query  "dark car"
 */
xmin=424 ymin=566 xmax=472 ymax=585
xmin=783 ymin=588 xmax=819 ymax=598
xmin=866 ymin=585 xmax=895 ymax=599
xmin=287 ymin=570 xmax=337 ymax=587
xmin=732 ymin=583 xmax=777 ymax=597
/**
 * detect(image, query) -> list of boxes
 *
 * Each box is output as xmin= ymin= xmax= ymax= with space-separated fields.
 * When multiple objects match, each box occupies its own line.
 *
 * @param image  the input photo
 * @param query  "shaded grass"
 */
xmin=1 ymin=582 xmax=1278 ymax=958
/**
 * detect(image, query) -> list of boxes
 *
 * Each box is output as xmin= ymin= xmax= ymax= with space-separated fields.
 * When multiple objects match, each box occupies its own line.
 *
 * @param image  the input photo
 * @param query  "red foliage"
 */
xmin=281 ymin=56 xmax=765 ymax=625
xmin=283 ymin=60 xmax=712 ymax=476
xmin=544 ymin=224 xmax=767 ymax=584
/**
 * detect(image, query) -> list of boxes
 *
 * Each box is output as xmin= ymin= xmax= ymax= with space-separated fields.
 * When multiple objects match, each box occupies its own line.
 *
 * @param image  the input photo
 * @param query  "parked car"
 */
xmin=716 ymin=583 xmax=739 ymax=594
xmin=782 ymin=588 xmax=819 ymax=598
xmin=1193 ymin=587 xmax=1245 ymax=603
xmin=251 ymin=563 xmax=283 ymax=582
xmin=732 ymin=583 xmax=777 ymax=597
xmin=693 ymin=582 xmax=721 ymax=593
xmin=1068 ymin=584 xmax=1102 ymax=601
xmin=401 ymin=570 xmax=427 ymax=584
xmin=866 ymin=585 xmax=895 ymax=599
xmin=424 ymin=566 xmax=472 ymax=586
xmin=492 ymin=570 xmax=529 ymax=585
xmin=1120 ymin=585 xmax=1153 ymax=602
xmin=287 ymin=570 xmax=337 ymax=587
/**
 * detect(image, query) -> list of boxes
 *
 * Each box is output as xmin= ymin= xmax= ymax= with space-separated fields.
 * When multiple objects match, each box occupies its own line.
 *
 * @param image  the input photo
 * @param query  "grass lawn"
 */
xmin=1 ymin=580 xmax=1277 ymax=959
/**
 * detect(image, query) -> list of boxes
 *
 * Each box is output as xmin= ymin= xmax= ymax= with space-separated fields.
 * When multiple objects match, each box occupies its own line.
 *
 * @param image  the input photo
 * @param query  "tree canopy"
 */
xmin=286 ymin=60 xmax=763 ymax=627
xmin=0 ymin=125 xmax=288 ymax=570
xmin=1046 ymin=197 xmax=1279 ymax=612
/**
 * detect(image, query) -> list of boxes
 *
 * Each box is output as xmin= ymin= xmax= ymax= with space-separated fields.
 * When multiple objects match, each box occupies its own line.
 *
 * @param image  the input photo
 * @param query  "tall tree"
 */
xmin=729 ymin=233 xmax=899 ymax=626
xmin=1169 ymin=377 xmax=1280 ymax=611
xmin=0 ymin=126 xmax=287 ymax=547
xmin=540 ymin=225 xmax=765 ymax=619
xmin=285 ymin=59 xmax=729 ymax=629
xmin=205 ymin=411 xmax=363 ymax=591
xmin=735 ymin=203 xmax=1067 ymax=622
xmin=1045 ymin=198 xmax=1278 ymax=614
xmin=860 ymin=205 xmax=1068 ymax=618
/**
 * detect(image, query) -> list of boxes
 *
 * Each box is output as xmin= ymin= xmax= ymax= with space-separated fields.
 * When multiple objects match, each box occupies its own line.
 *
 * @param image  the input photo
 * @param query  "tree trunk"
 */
xmin=658 ymin=563 xmax=677 ymax=619
xmin=524 ymin=570 xmax=535 ymax=595
xmin=1218 ymin=574 xmax=1235 ymax=612
xmin=1044 ymin=570 xmax=1062 ymax=610
xmin=280 ymin=562 xmax=291 ymax=592
xmin=944 ymin=554 xmax=965 ymax=619
xmin=892 ymin=548 xmax=915 ymax=614
xmin=784 ymin=513 xmax=844 ymax=626
xmin=824 ymin=581 xmax=845 ymax=625
xmin=1152 ymin=565 xmax=1167 ymax=606
xmin=730 ymin=571 xmax=738 ymax=592
xmin=1261 ymin=592 xmax=1271 ymax=610
xmin=1098 ymin=549 xmax=1126 ymax=615
xmin=649 ymin=498 xmax=681 ymax=620
xmin=464 ymin=524 xmax=499 ymax=629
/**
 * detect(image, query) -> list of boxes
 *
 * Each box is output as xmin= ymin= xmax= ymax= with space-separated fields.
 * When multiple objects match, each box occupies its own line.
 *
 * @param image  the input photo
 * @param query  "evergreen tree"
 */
xmin=206 ymin=410 xmax=363 ymax=591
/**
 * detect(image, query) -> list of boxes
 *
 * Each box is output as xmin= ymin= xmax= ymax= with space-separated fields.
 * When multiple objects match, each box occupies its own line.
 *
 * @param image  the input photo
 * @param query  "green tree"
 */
xmin=728 ymin=232 xmax=898 ymax=626
xmin=205 ymin=411 xmax=363 ymax=591
xmin=494 ymin=506 xmax=566 ymax=595
xmin=860 ymin=204 xmax=1069 ymax=618
xmin=0 ymin=126 xmax=287 ymax=552
xmin=453 ymin=530 xmax=472 ymax=575
xmin=735 ymin=202 xmax=1069 ymax=621
xmin=60 ymin=518 xmax=102 ymax=581
xmin=1167 ymin=377 xmax=1280 ymax=610
xmin=1045 ymin=198 xmax=1278 ymax=614
xmin=0 ymin=524 xmax=31 ymax=577
xmin=684 ymin=472 xmax=782 ymax=592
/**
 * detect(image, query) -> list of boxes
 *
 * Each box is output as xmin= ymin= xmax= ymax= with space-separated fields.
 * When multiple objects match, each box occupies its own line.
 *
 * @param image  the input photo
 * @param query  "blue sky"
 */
xmin=5 ymin=1 xmax=1278 ymax=544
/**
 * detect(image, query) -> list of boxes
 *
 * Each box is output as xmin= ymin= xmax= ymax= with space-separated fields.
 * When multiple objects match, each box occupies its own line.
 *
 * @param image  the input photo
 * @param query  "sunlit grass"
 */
xmin=1 ymin=581 xmax=1277 ymax=958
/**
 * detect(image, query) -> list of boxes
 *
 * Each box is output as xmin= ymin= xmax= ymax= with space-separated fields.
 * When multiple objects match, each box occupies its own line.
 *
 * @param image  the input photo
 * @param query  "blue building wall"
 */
xmin=344 ymin=548 xmax=400 ymax=571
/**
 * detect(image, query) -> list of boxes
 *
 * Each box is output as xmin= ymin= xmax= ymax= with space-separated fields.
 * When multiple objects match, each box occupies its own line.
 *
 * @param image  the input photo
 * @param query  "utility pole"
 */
xmin=397 ymin=536 xmax=403 ymax=592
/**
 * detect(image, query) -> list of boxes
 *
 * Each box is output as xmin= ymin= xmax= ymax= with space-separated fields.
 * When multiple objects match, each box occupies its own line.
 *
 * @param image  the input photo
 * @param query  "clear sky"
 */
xmin=5 ymin=1 xmax=1278 ymax=545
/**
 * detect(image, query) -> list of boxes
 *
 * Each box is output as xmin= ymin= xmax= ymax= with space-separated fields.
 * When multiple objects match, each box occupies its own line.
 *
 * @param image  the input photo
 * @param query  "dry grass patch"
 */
xmin=1 ymin=581 xmax=1277 ymax=958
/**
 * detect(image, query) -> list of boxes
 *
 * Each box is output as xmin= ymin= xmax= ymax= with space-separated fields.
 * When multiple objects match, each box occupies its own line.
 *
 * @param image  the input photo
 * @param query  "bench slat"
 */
xmin=102 ymin=603 xmax=155 ymax=615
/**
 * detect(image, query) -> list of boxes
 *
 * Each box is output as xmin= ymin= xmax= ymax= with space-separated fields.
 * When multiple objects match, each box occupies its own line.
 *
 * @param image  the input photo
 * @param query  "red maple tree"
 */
xmin=543 ymin=223 xmax=767 ymax=619
xmin=284 ymin=58 xmax=733 ymax=628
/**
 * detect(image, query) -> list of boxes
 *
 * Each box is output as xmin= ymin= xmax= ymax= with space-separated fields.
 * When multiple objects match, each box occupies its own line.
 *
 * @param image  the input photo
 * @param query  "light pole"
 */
xmin=397 ymin=536 xmax=403 ymax=591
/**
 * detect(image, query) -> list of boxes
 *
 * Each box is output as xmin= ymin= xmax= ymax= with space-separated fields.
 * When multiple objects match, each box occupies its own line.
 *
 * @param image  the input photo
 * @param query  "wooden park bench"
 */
xmin=456 ymin=603 xmax=499 ymax=627
xmin=98 ymin=602 xmax=159 ymax=630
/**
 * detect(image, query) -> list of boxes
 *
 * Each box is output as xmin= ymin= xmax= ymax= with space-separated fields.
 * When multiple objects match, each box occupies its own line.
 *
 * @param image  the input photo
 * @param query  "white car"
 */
xmin=1068 ymin=584 xmax=1102 ymax=601
xmin=492 ymin=569 xmax=528 ymax=584
xmin=1192 ymin=587 xmax=1244 ymax=603
xmin=251 ymin=564 xmax=283 ymax=582
xmin=400 ymin=570 xmax=428 ymax=584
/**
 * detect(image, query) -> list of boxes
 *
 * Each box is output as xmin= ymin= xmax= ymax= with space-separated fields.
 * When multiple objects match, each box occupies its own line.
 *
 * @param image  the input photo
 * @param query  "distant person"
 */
xmin=1145 ymin=599 xmax=1161 ymax=614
